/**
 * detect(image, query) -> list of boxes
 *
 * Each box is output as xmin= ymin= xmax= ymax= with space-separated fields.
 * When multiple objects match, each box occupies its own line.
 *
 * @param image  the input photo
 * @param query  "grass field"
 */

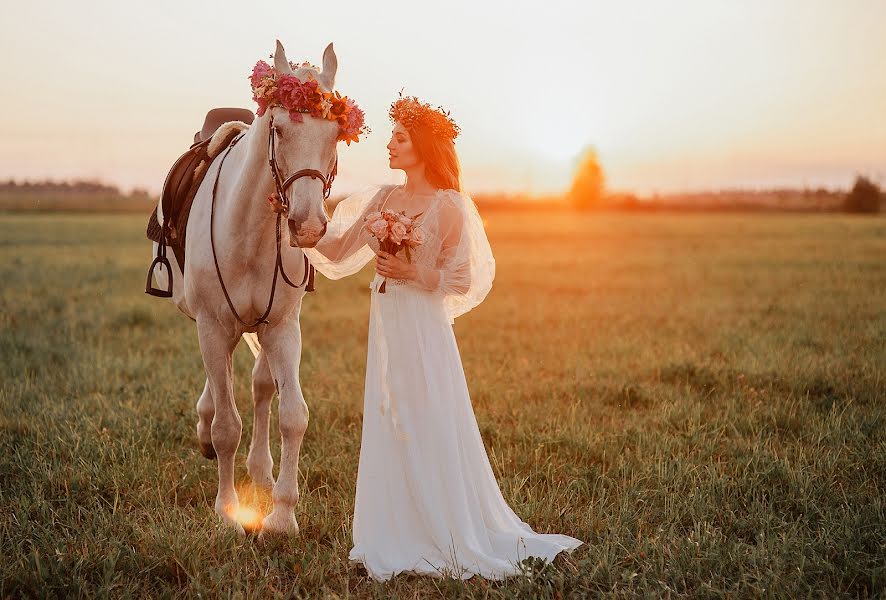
xmin=1 ymin=210 xmax=885 ymax=598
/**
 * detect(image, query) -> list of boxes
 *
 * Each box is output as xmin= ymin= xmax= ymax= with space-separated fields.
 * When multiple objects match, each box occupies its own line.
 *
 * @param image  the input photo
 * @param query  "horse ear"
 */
xmin=274 ymin=39 xmax=294 ymax=75
xmin=317 ymin=42 xmax=337 ymax=91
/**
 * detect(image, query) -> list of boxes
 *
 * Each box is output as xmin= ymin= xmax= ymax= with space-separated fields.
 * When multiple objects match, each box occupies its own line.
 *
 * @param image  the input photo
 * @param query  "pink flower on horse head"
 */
xmin=339 ymin=99 xmax=366 ymax=145
xmin=251 ymin=74 xmax=278 ymax=117
xmin=250 ymin=61 xmax=274 ymax=88
xmin=254 ymin=96 xmax=271 ymax=117
xmin=277 ymin=75 xmax=320 ymax=115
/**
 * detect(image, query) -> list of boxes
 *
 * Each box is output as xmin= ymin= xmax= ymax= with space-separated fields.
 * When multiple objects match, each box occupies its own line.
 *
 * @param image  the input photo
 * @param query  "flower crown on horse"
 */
xmin=249 ymin=59 xmax=370 ymax=145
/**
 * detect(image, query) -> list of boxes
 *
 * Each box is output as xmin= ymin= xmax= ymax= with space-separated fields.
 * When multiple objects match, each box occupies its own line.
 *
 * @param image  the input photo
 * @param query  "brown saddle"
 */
xmin=146 ymin=109 xmax=253 ymax=296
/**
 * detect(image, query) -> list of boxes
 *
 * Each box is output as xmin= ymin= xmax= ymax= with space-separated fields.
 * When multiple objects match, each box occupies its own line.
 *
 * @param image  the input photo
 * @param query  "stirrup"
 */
xmin=145 ymin=255 xmax=173 ymax=297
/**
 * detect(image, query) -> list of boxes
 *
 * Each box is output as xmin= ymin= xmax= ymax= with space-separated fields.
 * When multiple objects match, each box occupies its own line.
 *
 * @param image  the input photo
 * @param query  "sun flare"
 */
xmin=229 ymin=506 xmax=262 ymax=532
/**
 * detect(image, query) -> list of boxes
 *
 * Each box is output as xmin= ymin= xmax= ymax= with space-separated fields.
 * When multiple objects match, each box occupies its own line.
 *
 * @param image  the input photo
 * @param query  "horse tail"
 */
xmin=242 ymin=332 xmax=261 ymax=358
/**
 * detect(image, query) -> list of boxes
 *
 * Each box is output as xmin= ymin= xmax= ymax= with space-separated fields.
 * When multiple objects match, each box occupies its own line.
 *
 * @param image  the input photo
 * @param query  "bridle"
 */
xmin=209 ymin=115 xmax=335 ymax=328
xmin=268 ymin=114 xmax=338 ymax=209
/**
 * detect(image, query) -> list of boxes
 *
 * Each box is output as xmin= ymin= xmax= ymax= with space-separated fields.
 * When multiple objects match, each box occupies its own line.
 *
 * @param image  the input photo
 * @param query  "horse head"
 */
xmin=265 ymin=41 xmax=338 ymax=248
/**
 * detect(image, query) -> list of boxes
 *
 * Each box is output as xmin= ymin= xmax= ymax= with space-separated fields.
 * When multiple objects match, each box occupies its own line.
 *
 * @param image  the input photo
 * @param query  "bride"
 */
xmin=304 ymin=95 xmax=583 ymax=581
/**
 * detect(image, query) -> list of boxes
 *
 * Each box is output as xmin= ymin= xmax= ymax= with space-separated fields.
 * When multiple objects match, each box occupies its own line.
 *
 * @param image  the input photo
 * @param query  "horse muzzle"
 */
xmin=288 ymin=219 xmax=327 ymax=248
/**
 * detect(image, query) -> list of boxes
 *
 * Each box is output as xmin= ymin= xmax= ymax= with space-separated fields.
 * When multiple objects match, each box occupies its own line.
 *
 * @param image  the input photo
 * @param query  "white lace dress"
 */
xmin=304 ymin=185 xmax=583 ymax=581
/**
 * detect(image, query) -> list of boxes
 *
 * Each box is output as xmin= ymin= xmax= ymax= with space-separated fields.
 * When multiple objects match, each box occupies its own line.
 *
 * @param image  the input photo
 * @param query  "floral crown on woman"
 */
xmin=389 ymin=94 xmax=460 ymax=141
xmin=249 ymin=59 xmax=370 ymax=145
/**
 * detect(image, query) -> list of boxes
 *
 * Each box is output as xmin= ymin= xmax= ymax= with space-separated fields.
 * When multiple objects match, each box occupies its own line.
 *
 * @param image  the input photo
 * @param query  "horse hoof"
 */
xmin=214 ymin=505 xmax=248 ymax=536
xmin=260 ymin=510 xmax=299 ymax=537
xmin=199 ymin=441 xmax=217 ymax=460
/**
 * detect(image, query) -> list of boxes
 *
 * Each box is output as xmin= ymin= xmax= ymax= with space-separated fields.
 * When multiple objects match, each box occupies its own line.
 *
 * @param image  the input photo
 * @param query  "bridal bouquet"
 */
xmin=364 ymin=209 xmax=425 ymax=293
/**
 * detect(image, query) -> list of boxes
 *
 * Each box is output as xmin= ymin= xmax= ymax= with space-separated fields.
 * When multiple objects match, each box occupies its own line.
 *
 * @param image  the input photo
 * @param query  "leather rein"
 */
xmin=209 ymin=116 xmax=335 ymax=328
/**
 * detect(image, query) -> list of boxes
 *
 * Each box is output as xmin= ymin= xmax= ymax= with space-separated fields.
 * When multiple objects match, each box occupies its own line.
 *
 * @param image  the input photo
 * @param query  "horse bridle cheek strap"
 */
xmin=268 ymin=114 xmax=338 ymax=213
xmin=209 ymin=132 xmax=313 ymax=329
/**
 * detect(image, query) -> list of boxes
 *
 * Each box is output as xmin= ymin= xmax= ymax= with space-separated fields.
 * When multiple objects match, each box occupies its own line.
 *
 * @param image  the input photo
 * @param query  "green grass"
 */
xmin=1 ymin=211 xmax=885 ymax=598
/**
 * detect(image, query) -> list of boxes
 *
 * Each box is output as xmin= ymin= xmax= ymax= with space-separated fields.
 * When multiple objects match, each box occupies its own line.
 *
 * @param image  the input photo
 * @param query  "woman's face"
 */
xmin=387 ymin=122 xmax=421 ymax=171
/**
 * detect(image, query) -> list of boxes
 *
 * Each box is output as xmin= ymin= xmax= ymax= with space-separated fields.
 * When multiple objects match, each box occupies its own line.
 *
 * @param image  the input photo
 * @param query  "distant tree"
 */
xmin=569 ymin=147 xmax=606 ymax=210
xmin=844 ymin=175 xmax=881 ymax=213
xmin=128 ymin=186 xmax=151 ymax=198
xmin=606 ymin=192 xmax=639 ymax=210
xmin=0 ymin=178 xmax=121 ymax=195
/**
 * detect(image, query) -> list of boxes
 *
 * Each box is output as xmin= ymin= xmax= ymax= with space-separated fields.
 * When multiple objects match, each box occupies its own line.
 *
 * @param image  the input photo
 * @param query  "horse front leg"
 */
xmin=196 ymin=319 xmax=243 ymax=532
xmin=259 ymin=323 xmax=308 ymax=536
xmin=246 ymin=350 xmax=275 ymax=490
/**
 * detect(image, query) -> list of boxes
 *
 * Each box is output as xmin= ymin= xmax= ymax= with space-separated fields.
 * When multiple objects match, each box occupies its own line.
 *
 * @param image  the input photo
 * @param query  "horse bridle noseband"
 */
xmin=209 ymin=116 xmax=336 ymax=328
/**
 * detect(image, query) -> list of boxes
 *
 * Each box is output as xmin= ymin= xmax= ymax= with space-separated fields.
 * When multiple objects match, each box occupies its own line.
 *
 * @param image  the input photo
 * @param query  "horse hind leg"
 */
xmin=196 ymin=379 xmax=216 ymax=459
xmin=246 ymin=350 xmax=275 ymax=490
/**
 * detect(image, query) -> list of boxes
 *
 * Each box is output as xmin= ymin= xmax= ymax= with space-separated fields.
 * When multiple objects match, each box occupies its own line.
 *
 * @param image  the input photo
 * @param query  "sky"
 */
xmin=1 ymin=0 xmax=884 ymax=196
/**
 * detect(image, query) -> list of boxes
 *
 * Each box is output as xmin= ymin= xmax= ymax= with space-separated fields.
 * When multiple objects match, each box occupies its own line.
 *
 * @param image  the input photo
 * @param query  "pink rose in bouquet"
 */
xmin=363 ymin=208 xmax=425 ymax=293
xmin=365 ymin=212 xmax=388 ymax=239
xmin=406 ymin=225 xmax=425 ymax=246
xmin=389 ymin=221 xmax=408 ymax=244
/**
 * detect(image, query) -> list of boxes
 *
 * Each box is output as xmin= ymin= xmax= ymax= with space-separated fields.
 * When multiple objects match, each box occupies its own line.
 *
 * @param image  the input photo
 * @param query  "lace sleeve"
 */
xmin=302 ymin=185 xmax=392 ymax=280
xmin=412 ymin=190 xmax=495 ymax=321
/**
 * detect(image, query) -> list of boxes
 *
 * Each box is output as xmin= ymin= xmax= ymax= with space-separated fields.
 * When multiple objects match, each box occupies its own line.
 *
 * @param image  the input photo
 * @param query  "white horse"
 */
xmin=150 ymin=41 xmax=337 ymax=535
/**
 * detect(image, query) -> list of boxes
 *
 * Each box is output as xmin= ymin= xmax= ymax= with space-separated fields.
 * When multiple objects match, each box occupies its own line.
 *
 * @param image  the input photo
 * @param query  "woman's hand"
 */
xmin=375 ymin=251 xmax=417 ymax=280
